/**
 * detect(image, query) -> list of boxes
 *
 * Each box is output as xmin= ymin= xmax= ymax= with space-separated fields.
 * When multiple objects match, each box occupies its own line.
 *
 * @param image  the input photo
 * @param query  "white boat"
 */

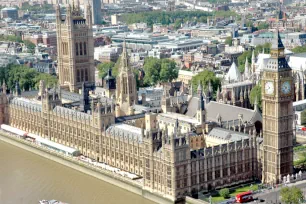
xmin=39 ymin=200 xmax=68 ymax=204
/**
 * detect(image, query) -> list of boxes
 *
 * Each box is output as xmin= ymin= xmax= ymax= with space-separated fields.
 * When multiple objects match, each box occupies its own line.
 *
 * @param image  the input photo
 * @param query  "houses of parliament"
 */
xmin=0 ymin=4 xmax=294 ymax=202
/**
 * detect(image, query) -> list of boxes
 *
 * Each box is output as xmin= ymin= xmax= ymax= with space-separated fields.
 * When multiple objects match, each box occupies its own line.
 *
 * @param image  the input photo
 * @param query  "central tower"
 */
xmin=115 ymin=41 xmax=137 ymax=117
xmin=262 ymin=29 xmax=293 ymax=184
xmin=56 ymin=3 xmax=95 ymax=93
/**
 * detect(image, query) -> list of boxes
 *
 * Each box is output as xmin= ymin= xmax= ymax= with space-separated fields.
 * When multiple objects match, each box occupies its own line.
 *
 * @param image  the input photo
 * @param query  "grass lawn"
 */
xmin=206 ymin=184 xmax=259 ymax=203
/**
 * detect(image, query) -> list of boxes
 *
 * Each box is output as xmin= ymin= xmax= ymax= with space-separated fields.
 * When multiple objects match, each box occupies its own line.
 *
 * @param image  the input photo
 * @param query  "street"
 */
xmin=254 ymin=180 xmax=306 ymax=204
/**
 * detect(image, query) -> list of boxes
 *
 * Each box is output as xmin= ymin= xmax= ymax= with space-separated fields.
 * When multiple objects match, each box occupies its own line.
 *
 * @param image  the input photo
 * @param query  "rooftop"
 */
xmin=208 ymin=127 xmax=249 ymax=142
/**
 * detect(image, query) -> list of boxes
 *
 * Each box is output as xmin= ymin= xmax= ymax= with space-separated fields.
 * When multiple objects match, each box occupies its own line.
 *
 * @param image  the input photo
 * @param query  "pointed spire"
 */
xmin=58 ymin=84 xmax=62 ymax=100
xmin=271 ymin=28 xmax=285 ymax=50
xmin=254 ymin=96 xmax=259 ymax=112
xmin=15 ymin=81 xmax=21 ymax=96
xmin=231 ymin=89 xmax=236 ymax=104
xmin=251 ymin=49 xmax=255 ymax=63
xmin=197 ymin=81 xmax=202 ymax=97
xmin=216 ymin=86 xmax=220 ymax=102
xmin=121 ymin=39 xmax=129 ymax=71
xmin=208 ymin=80 xmax=213 ymax=96
xmin=244 ymin=57 xmax=250 ymax=80
xmin=2 ymin=81 xmax=6 ymax=94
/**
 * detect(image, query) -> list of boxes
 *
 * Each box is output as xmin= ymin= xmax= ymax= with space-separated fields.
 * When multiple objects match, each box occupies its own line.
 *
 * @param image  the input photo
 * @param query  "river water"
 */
xmin=0 ymin=141 xmax=155 ymax=204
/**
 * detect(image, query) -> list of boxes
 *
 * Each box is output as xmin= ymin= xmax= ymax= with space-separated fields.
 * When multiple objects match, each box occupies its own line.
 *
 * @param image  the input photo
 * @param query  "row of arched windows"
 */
xmin=77 ymin=69 xmax=89 ymax=82
xmin=75 ymin=42 xmax=87 ymax=56
xmin=62 ymin=42 xmax=68 ymax=55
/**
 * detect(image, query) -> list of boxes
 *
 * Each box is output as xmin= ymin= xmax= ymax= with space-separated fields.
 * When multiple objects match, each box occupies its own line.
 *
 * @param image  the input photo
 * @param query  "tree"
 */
xmin=257 ymin=22 xmax=269 ymax=30
xmin=0 ymin=64 xmax=57 ymax=91
xmin=8 ymin=65 xmax=38 ymax=91
xmin=159 ymin=59 xmax=178 ymax=83
xmin=34 ymin=73 xmax=58 ymax=89
xmin=225 ymin=36 xmax=233 ymax=46
xmin=191 ymin=70 xmax=221 ymax=97
xmin=174 ymin=19 xmax=182 ymax=30
xmin=23 ymin=40 xmax=36 ymax=53
xmin=97 ymin=62 xmax=115 ymax=79
xmin=280 ymin=186 xmax=303 ymax=204
xmin=237 ymin=43 xmax=271 ymax=73
xmin=219 ymin=188 xmax=230 ymax=199
xmin=143 ymin=57 xmax=178 ymax=86
xmin=292 ymin=46 xmax=306 ymax=54
xmin=301 ymin=109 xmax=306 ymax=125
xmin=249 ymin=84 xmax=262 ymax=111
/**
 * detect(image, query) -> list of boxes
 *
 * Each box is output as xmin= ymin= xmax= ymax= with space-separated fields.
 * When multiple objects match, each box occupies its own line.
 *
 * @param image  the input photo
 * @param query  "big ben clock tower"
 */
xmin=262 ymin=29 xmax=293 ymax=184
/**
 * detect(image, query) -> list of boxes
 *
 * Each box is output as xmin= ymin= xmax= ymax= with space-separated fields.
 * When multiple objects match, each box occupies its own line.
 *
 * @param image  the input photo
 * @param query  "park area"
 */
xmin=200 ymin=184 xmax=259 ymax=203
xmin=294 ymin=145 xmax=306 ymax=169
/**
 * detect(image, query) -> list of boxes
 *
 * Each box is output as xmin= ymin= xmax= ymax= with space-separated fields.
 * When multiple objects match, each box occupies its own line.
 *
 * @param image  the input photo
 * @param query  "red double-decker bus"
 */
xmin=235 ymin=191 xmax=253 ymax=203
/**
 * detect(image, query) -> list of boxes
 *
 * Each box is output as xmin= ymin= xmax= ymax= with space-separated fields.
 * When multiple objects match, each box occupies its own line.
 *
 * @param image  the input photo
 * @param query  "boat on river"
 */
xmin=39 ymin=200 xmax=68 ymax=204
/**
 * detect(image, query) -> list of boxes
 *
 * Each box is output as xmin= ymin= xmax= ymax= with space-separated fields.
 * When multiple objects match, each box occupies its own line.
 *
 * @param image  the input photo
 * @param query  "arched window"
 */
xmin=85 ymin=69 xmax=88 ymax=81
xmin=77 ymin=70 xmax=80 ymax=82
xmin=75 ymin=43 xmax=79 ymax=56
xmin=79 ymin=43 xmax=83 ymax=55
xmin=83 ymin=42 xmax=87 ymax=55
xmin=81 ymin=69 xmax=84 ymax=81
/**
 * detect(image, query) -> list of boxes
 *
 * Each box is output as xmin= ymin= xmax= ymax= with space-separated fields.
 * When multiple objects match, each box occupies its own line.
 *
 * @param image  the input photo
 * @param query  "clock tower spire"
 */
xmin=262 ymin=29 xmax=293 ymax=184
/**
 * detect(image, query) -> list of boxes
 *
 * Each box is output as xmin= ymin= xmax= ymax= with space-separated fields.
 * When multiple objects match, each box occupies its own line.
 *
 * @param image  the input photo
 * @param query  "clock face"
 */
xmin=265 ymin=81 xmax=274 ymax=95
xmin=281 ymin=81 xmax=291 ymax=94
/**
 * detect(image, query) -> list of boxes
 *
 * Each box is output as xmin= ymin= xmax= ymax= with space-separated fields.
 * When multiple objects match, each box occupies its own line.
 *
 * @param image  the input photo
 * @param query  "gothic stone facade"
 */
xmin=56 ymin=4 xmax=95 ymax=93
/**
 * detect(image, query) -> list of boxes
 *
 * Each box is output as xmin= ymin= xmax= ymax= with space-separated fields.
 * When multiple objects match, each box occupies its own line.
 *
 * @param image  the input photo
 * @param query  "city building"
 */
xmin=88 ymin=0 xmax=102 ymax=25
xmin=56 ymin=4 xmax=95 ymax=93
xmin=1 ymin=7 xmax=18 ymax=20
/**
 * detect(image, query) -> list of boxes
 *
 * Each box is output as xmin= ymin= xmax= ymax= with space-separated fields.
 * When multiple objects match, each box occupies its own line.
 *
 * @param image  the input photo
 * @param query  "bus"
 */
xmin=235 ymin=191 xmax=253 ymax=203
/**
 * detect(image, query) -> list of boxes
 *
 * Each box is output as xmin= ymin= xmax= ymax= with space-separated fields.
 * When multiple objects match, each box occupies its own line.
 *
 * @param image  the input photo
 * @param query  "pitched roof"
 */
xmin=225 ymin=62 xmax=242 ymax=82
xmin=106 ymin=123 xmax=143 ymax=143
xmin=208 ymin=127 xmax=249 ymax=142
xmin=206 ymin=101 xmax=262 ymax=124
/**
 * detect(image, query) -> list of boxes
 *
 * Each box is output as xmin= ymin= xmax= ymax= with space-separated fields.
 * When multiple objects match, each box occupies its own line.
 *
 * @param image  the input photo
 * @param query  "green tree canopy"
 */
xmin=292 ymin=46 xmax=306 ymax=54
xmin=280 ymin=186 xmax=303 ymax=204
xmin=0 ymin=64 xmax=57 ymax=92
xmin=256 ymin=22 xmax=270 ymax=30
xmin=219 ymin=188 xmax=230 ymax=199
xmin=301 ymin=109 xmax=306 ymax=125
xmin=191 ymin=70 xmax=221 ymax=98
xmin=121 ymin=10 xmax=237 ymax=27
xmin=143 ymin=57 xmax=178 ymax=86
xmin=0 ymin=35 xmax=23 ymax=43
xmin=97 ymin=62 xmax=115 ymax=79
xmin=249 ymin=84 xmax=262 ymax=111
xmin=225 ymin=36 xmax=233 ymax=46
xmin=237 ymin=43 xmax=271 ymax=73
xmin=23 ymin=40 xmax=36 ymax=53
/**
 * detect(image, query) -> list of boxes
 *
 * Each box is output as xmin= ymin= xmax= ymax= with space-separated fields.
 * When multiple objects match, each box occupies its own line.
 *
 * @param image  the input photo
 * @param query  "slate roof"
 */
xmin=158 ymin=112 xmax=200 ymax=125
xmin=53 ymin=106 xmax=92 ymax=121
xmin=206 ymin=101 xmax=262 ymax=124
xmin=106 ymin=123 xmax=143 ymax=143
xmin=11 ymin=97 xmax=42 ymax=112
xmin=186 ymin=96 xmax=201 ymax=117
xmin=208 ymin=127 xmax=249 ymax=142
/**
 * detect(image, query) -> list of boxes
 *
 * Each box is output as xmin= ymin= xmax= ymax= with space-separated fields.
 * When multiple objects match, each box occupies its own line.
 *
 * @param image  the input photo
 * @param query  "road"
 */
xmin=254 ymin=180 xmax=306 ymax=204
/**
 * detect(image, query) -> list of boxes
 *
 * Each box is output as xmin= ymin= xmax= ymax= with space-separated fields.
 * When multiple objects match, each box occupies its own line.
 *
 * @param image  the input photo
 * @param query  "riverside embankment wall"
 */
xmin=0 ymin=132 xmax=174 ymax=204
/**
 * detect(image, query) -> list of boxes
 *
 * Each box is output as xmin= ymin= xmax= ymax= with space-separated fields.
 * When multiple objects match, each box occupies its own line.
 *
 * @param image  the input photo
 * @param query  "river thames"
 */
xmin=0 ymin=141 xmax=155 ymax=204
